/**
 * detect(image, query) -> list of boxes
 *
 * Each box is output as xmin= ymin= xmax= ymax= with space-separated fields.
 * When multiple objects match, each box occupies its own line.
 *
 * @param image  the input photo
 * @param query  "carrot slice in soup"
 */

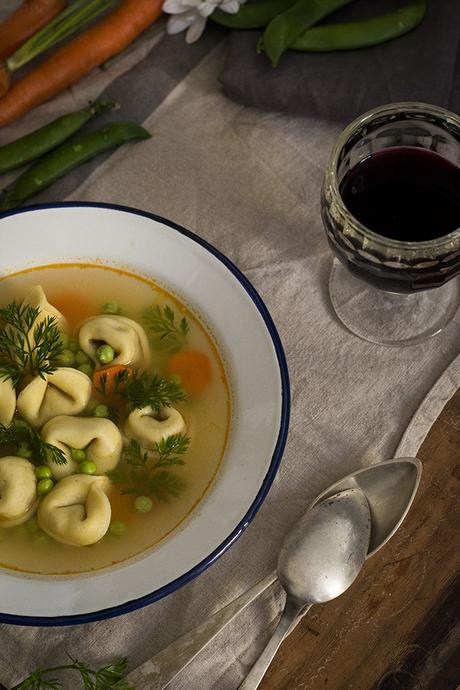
xmin=167 ymin=351 xmax=212 ymax=396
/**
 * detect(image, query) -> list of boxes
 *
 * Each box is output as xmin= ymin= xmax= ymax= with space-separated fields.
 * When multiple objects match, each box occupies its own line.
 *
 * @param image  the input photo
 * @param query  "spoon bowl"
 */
xmin=278 ymin=488 xmax=371 ymax=605
xmin=310 ymin=458 xmax=422 ymax=556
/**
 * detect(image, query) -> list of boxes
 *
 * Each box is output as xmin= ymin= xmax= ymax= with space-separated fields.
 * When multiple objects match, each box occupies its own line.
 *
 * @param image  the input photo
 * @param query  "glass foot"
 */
xmin=329 ymin=259 xmax=460 ymax=347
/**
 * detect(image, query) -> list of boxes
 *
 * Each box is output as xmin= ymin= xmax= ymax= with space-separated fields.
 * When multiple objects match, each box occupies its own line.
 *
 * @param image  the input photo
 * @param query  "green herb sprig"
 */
xmin=0 ymin=422 xmax=67 ymax=466
xmin=107 ymin=436 xmax=188 ymax=502
xmin=0 ymin=302 xmax=63 ymax=387
xmin=11 ymin=656 xmax=133 ymax=690
xmin=143 ymin=304 xmax=189 ymax=352
xmin=96 ymin=369 xmax=186 ymax=414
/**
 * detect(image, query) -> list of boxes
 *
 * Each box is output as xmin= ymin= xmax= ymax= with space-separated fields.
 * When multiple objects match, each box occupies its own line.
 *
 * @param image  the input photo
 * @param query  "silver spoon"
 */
xmin=126 ymin=457 xmax=422 ymax=690
xmin=237 ymin=488 xmax=371 ymax=690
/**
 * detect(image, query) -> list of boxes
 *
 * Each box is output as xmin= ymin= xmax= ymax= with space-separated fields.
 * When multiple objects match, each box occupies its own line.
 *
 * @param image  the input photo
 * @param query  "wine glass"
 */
xmin=321 ymin=102 xmax=460 ymax=346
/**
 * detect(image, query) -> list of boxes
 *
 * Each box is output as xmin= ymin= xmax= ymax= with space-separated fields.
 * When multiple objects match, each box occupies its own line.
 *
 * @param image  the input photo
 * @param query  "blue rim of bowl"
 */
xmin=0 ymin=201 xmax=290 ymax=626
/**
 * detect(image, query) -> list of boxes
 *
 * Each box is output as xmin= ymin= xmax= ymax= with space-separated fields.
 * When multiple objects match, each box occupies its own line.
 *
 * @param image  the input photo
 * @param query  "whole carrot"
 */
xmin=0 ymin=0 xmax=67 ymax=60
xmin=0 ymin=0 xmax=163 ymax=128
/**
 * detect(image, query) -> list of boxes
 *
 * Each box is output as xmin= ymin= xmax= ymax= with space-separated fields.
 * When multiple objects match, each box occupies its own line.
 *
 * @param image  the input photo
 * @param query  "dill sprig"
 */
xmin=143 ymin=304 xmax=189 ymax=352
xmin=11 ymin=656 xmax=132 ymax=690
xmin=107 ymin=436 xmax=188 ymax=501
xmin=0 ymin=301 xmax=64 ymax=387
xmin=0 ymin=422 xmax=67 ymax=466
xmin=96 ymin=369 xmax=186 ymax=413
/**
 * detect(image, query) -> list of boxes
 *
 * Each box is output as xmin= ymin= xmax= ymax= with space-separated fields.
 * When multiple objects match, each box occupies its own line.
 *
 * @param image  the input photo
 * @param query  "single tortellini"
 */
xmin=17 ymin=368 xmax=92 ymax=428
xmin=124 ymin=405 xmax=186 ymax=450
xmin=41 ymin=415 xmax=123 ymax=480
xmin=22 ymin=285 xmax=68 ymax=335
xmin=0 ymin=378 xmax=16 ymax=427
xmin=0 ymin=456 xmax=38 ymax=528
xmin=78 ymin=314 xmax=150 ymax=369
xmin=37 ymin=475 xmax=111 ymax=546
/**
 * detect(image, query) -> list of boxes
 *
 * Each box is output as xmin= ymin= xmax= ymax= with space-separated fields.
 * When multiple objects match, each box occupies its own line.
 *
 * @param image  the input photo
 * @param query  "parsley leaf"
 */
xmin=96 ymin=369 xmax=185 ymax=414
xmin=0 ymin=422 xmax=67 ymax=465
xmin=143 ymin=304 xmax=189 ymax=352
xmin=0 ymin=302 xmax=64 ymax=388
xmin=11 ymin=657 xmax=133 ymax=690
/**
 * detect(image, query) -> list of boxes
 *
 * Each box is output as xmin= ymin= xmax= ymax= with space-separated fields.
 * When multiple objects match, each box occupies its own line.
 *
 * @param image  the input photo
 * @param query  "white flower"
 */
xmin=163 ymin=0 xmax=246 ymax=44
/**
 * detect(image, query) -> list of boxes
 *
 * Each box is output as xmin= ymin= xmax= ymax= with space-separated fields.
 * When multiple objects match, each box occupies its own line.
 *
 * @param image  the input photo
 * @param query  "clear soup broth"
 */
xmin=0 ymin=264 xmax=230 ymax=574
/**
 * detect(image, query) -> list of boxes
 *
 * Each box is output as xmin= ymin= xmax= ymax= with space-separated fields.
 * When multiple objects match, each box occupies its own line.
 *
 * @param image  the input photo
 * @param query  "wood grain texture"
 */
xmin=260 ymin=388 xmax=460 ymax=690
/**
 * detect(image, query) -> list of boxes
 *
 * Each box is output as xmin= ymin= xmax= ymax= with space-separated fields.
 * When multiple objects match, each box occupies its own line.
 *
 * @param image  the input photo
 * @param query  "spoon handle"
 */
xmin=238 ymin=598 xmax=306 ymax=690
xmin=125 ymin=572 xmax=278 ymax=690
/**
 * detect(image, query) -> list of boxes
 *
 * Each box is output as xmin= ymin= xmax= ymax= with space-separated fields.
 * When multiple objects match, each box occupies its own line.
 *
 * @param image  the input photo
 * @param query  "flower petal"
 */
xmin=220 ymin=0 xmax=240 ymax=13
xmin=185 ymin=14 xmax=207 ymax=42
xmin=163 ymin=0 xmax=188 ymax=14
xmin=166 ymin=10 xmax=199 ymax=34
xmin=199 ymin=1 xmax=216 ymax=17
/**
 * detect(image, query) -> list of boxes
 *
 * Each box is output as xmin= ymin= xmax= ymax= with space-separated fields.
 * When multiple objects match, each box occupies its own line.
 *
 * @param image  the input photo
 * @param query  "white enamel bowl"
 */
xmin=0 ymin=203 xmax=290 ymax=625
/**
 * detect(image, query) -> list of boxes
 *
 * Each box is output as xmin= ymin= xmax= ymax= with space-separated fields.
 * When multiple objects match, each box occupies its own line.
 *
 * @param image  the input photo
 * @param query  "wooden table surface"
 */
xmin=260 ymin=389 xmax=460 ymax=690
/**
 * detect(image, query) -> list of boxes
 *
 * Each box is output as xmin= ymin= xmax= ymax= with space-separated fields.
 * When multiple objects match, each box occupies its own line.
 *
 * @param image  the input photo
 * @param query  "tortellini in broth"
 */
xmin=0 ymin=267 xmax=229 ymax=574
xmin=78 ymin=314 xmax=151 ymax=369
xmin=17 ymin=368 xmax=92 ymax=428
xmin=125 ymin=405 xmax=186 ymax=449
xmin=41 ymin=415 xmax=123 ymax=479
xmin=0 ymin=378 xmax=16 ymax=427
xmin=38 ymin=475 xmax=112 ymax=546
xmin=0 ymin=456 xmax=38 ymax=527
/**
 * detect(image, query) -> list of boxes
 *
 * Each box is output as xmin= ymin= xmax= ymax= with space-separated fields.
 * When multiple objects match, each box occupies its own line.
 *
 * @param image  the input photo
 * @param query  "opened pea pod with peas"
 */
xmin=211 ymin=0 xmax=427 ymax=67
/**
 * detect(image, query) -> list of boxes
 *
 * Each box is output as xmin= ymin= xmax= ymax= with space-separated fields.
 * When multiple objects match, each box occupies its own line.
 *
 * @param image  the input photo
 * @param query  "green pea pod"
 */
xmin=292 ymin=0 xmax=426 ymax=51
xmin=0 ymin=122 xmax=150 ymax=211
xmin=261 ymin=0 xmax=356 ymax=67
xmin=211 ymin=0 xmax=297 ymax=30
xmin=0 ymin=100 xmax=118 ymax=175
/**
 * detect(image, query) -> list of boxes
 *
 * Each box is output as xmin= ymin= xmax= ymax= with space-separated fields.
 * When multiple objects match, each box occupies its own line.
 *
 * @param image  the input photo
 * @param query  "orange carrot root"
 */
xmin=0 ymin=0 xmax=163 ymax=128
xmin=0 ymin=62 xmax=10 ymax=99
xmin=167 ymin=351 xmax=212 ymax=397
xmin=0 ymin=0 xmax=67 ymax=60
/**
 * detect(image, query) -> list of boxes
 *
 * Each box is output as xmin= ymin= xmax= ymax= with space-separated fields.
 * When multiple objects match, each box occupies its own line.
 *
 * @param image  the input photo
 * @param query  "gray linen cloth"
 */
xmin=220 ymin=0 xmax=460 ymax=121
xmin=1 ymin=3 xmax=460 ymax=689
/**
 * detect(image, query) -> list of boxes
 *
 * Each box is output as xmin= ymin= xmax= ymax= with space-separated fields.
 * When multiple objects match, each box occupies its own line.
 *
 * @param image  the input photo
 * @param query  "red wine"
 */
xmin=340 ymin=147 xmax=460 ymax=242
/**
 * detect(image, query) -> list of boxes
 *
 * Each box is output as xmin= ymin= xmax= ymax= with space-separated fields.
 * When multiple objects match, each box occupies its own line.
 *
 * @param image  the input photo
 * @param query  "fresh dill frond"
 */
xmin=0 ymin=301 xmax=64 ymax=387
xmin=107 ymin=436 xmax=189 ymax=501
xmin=143 ymin=304 xmax=189 ymax=352
xmin=0 ymin=422 xmax=67 ymax=466
xmin=11 ymin=656 xmax=132 ymax=690
xmin=97 ymin=369 xmax=186 ymax=413
xmin=149 ymin=471 xmax=186 ymax=502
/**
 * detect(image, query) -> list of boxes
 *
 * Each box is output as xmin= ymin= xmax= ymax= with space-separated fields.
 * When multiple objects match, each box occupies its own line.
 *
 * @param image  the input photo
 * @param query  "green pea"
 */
xmin=78 ymin=363 xmax=93 ymax=377
xmin=134 ymin=496 xmax=153 ymax=513
xmin=71 ymin=448 xmax=86 ymax=463
xmin=79 ymin=460 xmax=97 ymax=475
xmin=75 ymin=350 xmax=90 ymax=364
xmin=58 ymin=348 xmax=75 ymax=366
xmin=102 ymin=301 xmax=120 ymax=315
xmin=69 ymin=340 xmax=80 ymax=353
xmin=17 ymin=442 xmax=33 ymax=459
xmin=26 ymin=517 xmax=40 ymax=535
xmin=93 ymin=404 xmax=109 ymax=418
xmin=109 ymin=520 xmax=126 ymax=536
xmin=35 ymin=465 xmax=52 ymax=479
xmin=0 ymin=123 xmax=151 ymax=212
xmin=37 ymin=478 xmax=54 ymax=495
xmin=96 ymin=344 xmax=115 ymax=365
